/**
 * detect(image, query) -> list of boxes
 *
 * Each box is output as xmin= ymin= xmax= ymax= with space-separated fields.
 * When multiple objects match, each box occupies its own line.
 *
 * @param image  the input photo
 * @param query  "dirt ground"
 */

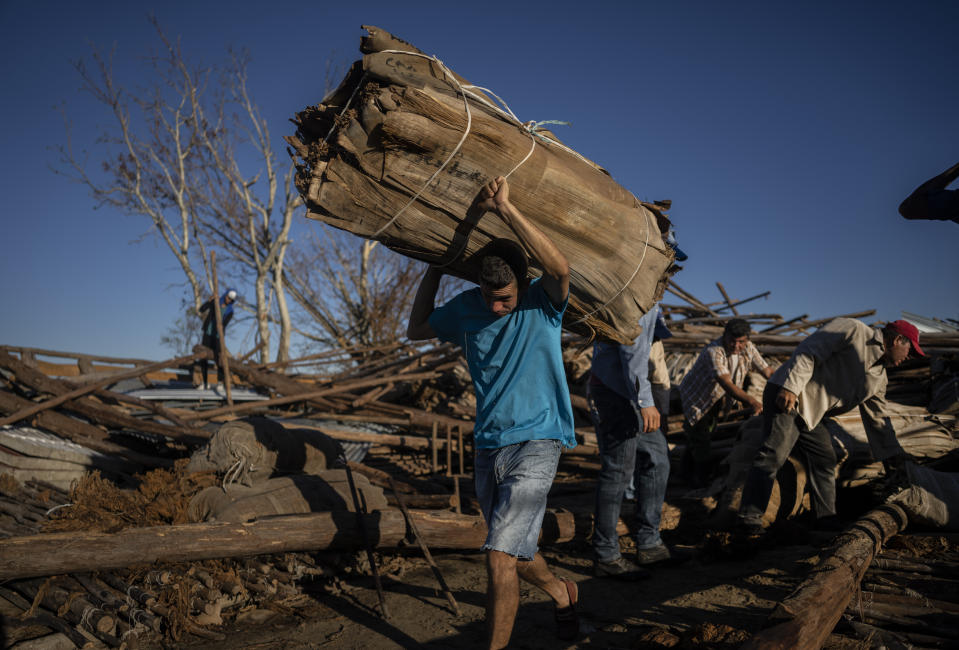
xmin=178 ymin=542 xmax=826 ymax=650
xmin=177 ymin=485 xmax=836 ymax=650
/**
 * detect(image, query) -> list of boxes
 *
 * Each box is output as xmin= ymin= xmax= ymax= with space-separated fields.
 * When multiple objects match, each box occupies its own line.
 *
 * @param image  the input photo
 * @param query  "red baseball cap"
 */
xmin=887 ymin=320 xmax=926 ymax=357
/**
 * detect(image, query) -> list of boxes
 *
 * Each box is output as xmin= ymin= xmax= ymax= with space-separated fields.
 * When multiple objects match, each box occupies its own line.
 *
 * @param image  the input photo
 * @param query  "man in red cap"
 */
xmin=736 ymin=318 xmax=925 ymax=535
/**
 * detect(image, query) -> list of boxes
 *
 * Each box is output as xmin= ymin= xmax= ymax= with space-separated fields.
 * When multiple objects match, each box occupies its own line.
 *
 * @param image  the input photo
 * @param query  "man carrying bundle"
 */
xmin=407 ymin=176 xmax=578 ymax=648
xmin=737 ymin=318 xmax=924 ymax=536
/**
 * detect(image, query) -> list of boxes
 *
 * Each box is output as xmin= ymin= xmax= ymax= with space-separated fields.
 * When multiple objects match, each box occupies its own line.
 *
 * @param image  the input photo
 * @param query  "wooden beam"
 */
xmin=0 ymin=346 xmax=153 ymax=366
xmin=759 ymin=314 xmax=808 ymax=334
xmin=742 ymin=504 xmax=908 ymax=650
xmin=714 ymin=290 xmax=772 ymax=314
xmin=666 ymin=280 xmax=718 ymax=315
xmin=210 ymin=251 xmax=234 ymax=406
xmin=775 ymin=310 xmax=877 ymax=334
xmin=182 ymin=370 xmax=441 ymax=421
xmin=716 ymin=282 xmax=738 ymax=315
xmin=0 ymin=509 xmax=577 ymax=580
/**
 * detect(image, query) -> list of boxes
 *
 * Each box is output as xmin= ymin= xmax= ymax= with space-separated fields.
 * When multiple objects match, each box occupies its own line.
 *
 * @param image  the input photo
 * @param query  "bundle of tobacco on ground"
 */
xmin=285 ymin=25 xmax=676 ymax=344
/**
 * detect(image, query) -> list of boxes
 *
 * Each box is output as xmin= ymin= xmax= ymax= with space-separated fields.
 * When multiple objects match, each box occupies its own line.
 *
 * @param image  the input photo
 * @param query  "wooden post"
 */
xmin=445 ymin=423 xmax=453 ymax=477
xmin=759 ymin=314 xmax=809 ymax=334
xmin=388 ymin=477 xmax=460 ymax=616
xmin=343 ymin=459 xmax=390 ymax=619
xmin=457 ymin=424 xmax=465 ymax=476
xmin=742 ymin=504 xmax=909 ymax=650
xmin=210 ymin=251 xmax=233 ymax=407
xmin=77 ymin=356 xmax=95 ymax=375
xmin=716 ymin=282 xmax=739 ymax=315
xmin=666 ymin=280 xmax=718 ymax=315
xmin=431 ymin=421 xmax=438 ymax=473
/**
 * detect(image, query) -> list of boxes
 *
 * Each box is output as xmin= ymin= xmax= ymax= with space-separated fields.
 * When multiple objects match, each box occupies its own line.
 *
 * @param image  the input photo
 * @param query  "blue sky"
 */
xmin=1 ymin=1 xmax=956 ymax=361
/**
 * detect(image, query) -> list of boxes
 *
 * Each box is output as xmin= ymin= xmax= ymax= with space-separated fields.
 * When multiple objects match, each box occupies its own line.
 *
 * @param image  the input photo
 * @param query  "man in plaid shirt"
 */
xmin=678 ymin=319 xmax=774 ymax=486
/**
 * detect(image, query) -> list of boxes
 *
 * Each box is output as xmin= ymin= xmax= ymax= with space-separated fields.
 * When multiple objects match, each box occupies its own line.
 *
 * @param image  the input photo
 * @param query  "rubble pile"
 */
xmin=1 ymin=280 xmax=958 ymax=647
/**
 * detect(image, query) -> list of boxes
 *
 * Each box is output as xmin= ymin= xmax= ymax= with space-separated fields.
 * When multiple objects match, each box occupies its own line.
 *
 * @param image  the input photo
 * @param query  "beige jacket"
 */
xmin=770 ymin=318 xmax=903 ymax=461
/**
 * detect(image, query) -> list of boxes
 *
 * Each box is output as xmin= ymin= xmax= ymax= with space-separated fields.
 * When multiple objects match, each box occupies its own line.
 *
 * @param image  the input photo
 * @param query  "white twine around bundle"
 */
xmin=567 ymin=205 xmax=653 ymax=326
xmin=79 ymin=605 xmax=97 ymax=631
xmin=121 ymin=586 xmax=150 ymax=627
xmin=222 ymin=441 xmax=256 ymax=487
xmin=122 ymin=622 xmax=148 ymax=640
xmin=328 ymin=48 xmax=655 ymax=324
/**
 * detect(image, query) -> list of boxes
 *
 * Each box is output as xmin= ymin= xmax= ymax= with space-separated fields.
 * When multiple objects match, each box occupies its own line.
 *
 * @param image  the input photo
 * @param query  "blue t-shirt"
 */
xmin=428 ymin=279 xmax=576 ymax=450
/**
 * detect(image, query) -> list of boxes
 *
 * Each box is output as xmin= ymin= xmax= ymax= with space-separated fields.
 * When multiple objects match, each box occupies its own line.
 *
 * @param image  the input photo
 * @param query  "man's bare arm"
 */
xmin=406 ymin=266 xmax=442 ymax=341
xmin=716 ymin=373 xmax=762 ymax=415
xmin=472 ymin=177 xmax=570 ymax=307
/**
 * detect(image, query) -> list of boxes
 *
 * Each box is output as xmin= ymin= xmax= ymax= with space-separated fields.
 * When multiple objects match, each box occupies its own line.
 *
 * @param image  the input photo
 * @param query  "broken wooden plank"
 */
xmin=0 ymin=352 xmax=201 ymax=427
xmin=183 ymin=370 xmax=442 ymax=421
xmin=0 ymin=390 xmax=173 ymax=468
xmin=715 ymin=282 xmax=738 ymax=315
xmin=0 ymin=351 xmax=203 ymax=445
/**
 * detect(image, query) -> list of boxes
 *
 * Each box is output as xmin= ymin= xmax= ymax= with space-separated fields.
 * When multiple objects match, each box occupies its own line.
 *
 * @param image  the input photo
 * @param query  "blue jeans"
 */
xmin=474 ymin=439 xmax=562 ymax=560
xmin=589 ymin=382 xmax=670 ymax=561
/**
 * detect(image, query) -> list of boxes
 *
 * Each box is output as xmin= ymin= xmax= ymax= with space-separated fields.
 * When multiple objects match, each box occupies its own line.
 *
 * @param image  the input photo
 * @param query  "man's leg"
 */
xmin=486 ymin=551 xmax=573 ymax=649
xmin=198 ymin=337 xmax=216 ymax=388
xmin=796 ymin=421 xmax=839 ymax=518
xmin=683 ymin=402 xmax=721 ymax=487
xmin=589 ymin=384 xmax=639 ymax=563
xmin=486 ymin=550 xmax=520 ymax=650
xmin=633 ymin=429 xmax=670 ymax=550
xmin=739 ymin=384 xmax=802 ymax=527
xmin=516 ymin=553 xmax=573 ymax=604
xmin=479 ymin=440 xmax=570 ymax=645
xmin=191 ymin=359 xmax=203 ymax=388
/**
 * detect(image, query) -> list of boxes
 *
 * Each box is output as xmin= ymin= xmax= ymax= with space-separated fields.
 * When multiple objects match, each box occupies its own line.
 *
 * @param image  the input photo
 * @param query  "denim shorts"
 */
xmin=474 ymin=438 xmax=562 ymax=561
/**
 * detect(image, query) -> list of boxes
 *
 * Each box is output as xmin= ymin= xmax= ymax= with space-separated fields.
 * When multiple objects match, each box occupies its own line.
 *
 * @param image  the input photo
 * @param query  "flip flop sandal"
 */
xmin=554 ymin=577 xmax=579 ymax=641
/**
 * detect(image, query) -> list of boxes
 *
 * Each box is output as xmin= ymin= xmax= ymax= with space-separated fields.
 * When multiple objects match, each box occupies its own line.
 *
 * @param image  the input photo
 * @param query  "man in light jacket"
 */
xmin=737 ymin=318 xmax=924 ymax=534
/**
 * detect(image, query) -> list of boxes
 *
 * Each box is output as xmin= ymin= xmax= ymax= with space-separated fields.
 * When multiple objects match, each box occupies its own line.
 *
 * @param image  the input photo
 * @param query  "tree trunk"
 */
xmin=0 ymin=509 xmax=576 ymax=580
xmin=254 ymin=269 xmax=271 ymax=365
xmin=273 ymin=238 xmax=292 ymax=363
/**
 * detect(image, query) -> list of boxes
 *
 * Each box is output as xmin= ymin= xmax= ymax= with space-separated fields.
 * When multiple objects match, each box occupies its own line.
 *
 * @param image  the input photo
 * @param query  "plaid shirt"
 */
xmin=679 ymin=338 xmax=769 ymax=425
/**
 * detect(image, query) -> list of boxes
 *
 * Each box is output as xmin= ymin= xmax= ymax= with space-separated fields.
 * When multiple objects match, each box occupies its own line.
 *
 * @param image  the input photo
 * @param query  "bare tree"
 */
xmin=56 ymin=19 xmax=298 ymax=363
xmin=57 ymin=20 xmax=464 ymax=366
xmin=184 ymin=47 xmax=299 ymax=364
xmin=284 ymin=225 xmax=428 ymax=356
xmin=56 ymin=35 xmax=209 ymax=313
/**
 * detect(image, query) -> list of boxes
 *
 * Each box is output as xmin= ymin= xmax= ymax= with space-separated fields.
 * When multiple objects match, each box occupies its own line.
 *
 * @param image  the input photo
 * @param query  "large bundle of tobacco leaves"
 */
xmin=286 ymin=26 xmax=676 ymax=343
